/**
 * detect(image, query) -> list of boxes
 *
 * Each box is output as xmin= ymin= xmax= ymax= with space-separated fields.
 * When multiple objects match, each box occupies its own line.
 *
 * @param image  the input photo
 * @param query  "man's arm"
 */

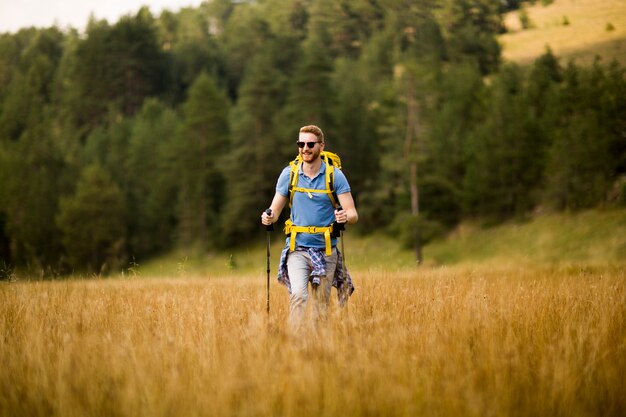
xmin=336 ymin=192 xmax=358 ymax=225
xmin=261 ymin=192 xmax=288 ymax=226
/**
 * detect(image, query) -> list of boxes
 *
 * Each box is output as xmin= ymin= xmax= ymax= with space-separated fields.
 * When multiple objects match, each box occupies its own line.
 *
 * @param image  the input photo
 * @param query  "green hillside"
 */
xmin=424 ymin=209 xmax=626 ymax=267
xmin=135 ymin=209 xmax=626 ymax=278
xmin=500 ymin=0 xmax=626 ymax=65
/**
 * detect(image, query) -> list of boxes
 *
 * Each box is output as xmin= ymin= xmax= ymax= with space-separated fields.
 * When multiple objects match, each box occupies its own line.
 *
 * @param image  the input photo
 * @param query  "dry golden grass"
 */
xmin=500 ymin=0 xmax=626 ymax=65
xmin=1 ymin=264 xmax=625 ymax=417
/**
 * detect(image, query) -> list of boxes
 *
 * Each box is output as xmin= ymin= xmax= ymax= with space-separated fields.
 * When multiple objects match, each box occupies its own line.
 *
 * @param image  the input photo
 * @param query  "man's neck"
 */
xmin=302 ymin=157 xmax=322 ymax=178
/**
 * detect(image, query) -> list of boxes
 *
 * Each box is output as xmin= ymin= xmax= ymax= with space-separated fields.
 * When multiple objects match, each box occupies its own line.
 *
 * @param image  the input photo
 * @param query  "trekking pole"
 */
xmin=336 ymin=206 xmax=347 ymax=275
xmin=334 ymin=205 xmax=351 ymax=310
xmin=264 ymin=209 xmax=273 ymax=315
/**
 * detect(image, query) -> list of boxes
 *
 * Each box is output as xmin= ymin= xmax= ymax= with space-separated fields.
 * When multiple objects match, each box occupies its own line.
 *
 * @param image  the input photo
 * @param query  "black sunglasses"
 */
xmin=296 ymin=140 xmax=322 ymax=149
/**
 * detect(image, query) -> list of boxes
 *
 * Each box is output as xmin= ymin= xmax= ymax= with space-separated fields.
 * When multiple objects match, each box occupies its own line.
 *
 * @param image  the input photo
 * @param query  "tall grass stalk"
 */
xmin=1 ymin=265 xmax=624 ymax=416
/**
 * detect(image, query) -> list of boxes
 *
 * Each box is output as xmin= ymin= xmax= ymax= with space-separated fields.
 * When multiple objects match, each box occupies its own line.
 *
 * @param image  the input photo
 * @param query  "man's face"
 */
xmin=297 ymin=132 xmax=324 ymax=163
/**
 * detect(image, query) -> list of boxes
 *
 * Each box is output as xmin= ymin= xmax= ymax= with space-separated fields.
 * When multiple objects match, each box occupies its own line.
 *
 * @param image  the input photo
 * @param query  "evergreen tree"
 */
xmin=56 ymin=164 xmax=127 ymax=273
xmin=525 ymin=48 xmax=562 ymax=146
xmin=125 ymin=99 xmax=181 ymax=257
xmin=377 ymin=3 xmax=445 ymax=262
xmin=220 ymin=1 xmax=273 ymax=99
xmin=82 ymin=113 xmax=133 ymax=190
xmin=175 ymin=72 xmax=230 ymax=248
xmin=438 ymin=0 xmax=502 ymax=74
xmin=157 ymin=5 xmax=225 ymax=105
xmin=0 ymin=28 xmax=64 ymax=141
xmin=304 ymin=0 xmax=386 ymax=59
xmin=0 ymin=129 xmax=65 ymax=269
xmin=603 ymin=61 xmax=626 ymax=179
xmin=0 ymin=28 xmax=66 ymax=271
xmin=345 ymin=25 xmax=396 ymax=232
xmin=331 ymin=57 xmax=380 ymax=199
xmin=426 ymin=62 xmax=485 ymax=226
xmin=278 ymin=23 xmax=335 ymax=138
xmin=71 ymin=8 xmax=167 ymax=131
xmin=221 ymin=51 xmax=289 ymax=246
xmin=463 ymin=64 xmax=544 ymax=219
xmin=543 ymin=60 xmax=624 ymax=209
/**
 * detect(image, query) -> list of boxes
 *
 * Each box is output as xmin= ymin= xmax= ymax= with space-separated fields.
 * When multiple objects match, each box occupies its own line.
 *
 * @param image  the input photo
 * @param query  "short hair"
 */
xmin=299 ymin=125 xmax=324 ymax=142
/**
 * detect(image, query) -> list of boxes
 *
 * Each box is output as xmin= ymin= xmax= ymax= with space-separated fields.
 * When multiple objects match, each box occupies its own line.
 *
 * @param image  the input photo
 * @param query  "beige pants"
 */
xmin=286 ymin=248 xmax=338 ymax=331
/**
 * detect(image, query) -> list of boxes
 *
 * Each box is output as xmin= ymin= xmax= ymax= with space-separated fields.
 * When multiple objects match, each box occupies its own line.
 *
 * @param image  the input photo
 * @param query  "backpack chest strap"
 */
xmin=292 ymin=186 xmax=332 ymax=199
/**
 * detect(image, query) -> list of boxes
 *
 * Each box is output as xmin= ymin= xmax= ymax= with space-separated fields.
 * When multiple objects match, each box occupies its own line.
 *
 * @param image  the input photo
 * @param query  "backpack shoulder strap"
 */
xmin=288 ymin=153 xmax=339 ymax=209
xmin=323 ymin=155 xmax=339 ymax=208
xmin=288 ymin=157 xmax=302 ymax=208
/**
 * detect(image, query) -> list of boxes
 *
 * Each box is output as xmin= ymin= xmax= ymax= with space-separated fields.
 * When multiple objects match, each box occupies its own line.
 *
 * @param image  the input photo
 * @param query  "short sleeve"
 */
xmin=333 ymin=168 xmax=351 ymax=195
xmin=276 ymin=166 xmax=291 ymax=197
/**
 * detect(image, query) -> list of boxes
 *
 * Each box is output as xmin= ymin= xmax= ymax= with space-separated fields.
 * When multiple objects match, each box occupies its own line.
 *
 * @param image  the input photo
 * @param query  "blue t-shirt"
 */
xmin=276 ymin=161 xmax=350 ymax=248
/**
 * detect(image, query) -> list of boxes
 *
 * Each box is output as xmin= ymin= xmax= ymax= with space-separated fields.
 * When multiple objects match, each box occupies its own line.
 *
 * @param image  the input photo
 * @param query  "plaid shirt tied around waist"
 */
xmin=277 ymin=244 xmax=355 ymax=307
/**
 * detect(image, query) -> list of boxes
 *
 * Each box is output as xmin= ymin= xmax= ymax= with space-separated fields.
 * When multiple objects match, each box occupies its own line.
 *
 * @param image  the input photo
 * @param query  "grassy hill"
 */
xmin=136 ymin=209 xmax=626 ymax=278
xmin=499 ymin=0 xmax=626 ymax=66
xmin=424 ymin=209 xmax=626 ymax=267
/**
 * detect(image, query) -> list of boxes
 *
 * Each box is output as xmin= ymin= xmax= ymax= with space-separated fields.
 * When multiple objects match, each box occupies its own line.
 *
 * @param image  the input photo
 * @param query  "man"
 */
xmin=261 ymin=125 xmax=358 ymax=330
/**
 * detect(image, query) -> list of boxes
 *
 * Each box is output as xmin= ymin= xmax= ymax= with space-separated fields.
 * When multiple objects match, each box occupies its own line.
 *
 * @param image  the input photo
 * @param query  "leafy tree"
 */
xmin=56 ymin=164 xmax=127 ymax=273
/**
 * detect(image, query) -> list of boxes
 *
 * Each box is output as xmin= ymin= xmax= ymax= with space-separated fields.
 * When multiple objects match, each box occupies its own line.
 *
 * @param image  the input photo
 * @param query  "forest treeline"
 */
xmin=0 ymin=0 xmax=624 ymax=274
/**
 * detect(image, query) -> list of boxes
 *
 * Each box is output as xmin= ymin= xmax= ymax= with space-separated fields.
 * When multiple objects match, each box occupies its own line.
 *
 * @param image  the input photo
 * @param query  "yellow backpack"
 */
xmin=287 ymin=150 xmax=341 ymax=209
xmin=285 ymin=151 xmax=342 ymax=255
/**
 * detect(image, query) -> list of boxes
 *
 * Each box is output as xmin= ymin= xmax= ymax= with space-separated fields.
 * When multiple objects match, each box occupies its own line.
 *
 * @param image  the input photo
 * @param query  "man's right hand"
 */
xmin=261 ymin=209 xmax=274 ymax=226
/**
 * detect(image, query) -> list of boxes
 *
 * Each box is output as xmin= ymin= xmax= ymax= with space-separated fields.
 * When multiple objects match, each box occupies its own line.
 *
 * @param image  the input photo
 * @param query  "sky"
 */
xmin=0 ymin=0 xmax=206 ymax=33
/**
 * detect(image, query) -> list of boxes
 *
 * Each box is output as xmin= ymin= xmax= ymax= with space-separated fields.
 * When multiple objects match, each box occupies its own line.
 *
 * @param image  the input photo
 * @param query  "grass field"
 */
xmin=500 ymin=0 xmax=626 ymax=66
xmin=2 ymin=209 xmax=625 ymax=416
xmin=1 ymin=265 xmax=624 ymax=417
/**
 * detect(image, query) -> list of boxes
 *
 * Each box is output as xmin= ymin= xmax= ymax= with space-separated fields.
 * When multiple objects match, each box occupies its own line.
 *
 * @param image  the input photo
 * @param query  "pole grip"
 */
xmin=335 ymin=205 xmax=345 ymax=231
xmin=332 ymin=205 xmax=344 ymax=237
xmin=265 ymin=208 xmax=274 ymax=231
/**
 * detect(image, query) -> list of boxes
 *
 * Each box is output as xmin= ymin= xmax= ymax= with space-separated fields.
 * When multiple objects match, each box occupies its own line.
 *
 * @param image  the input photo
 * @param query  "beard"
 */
xmin=300 ymin=146 xmax=321 ymax=162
